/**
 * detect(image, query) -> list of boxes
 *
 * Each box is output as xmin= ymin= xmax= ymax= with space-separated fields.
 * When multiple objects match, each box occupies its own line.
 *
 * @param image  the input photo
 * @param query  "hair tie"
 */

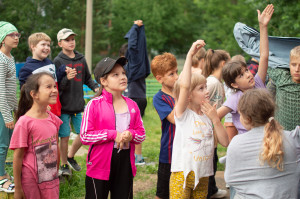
xmin=268 ymin=117 xmax=274 ymax=122
xmin=211 ymin=49 xmax=214 ymax=53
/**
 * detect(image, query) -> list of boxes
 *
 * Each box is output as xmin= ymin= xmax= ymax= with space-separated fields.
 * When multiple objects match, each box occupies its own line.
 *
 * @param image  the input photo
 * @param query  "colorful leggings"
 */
xmin=170 ymin=171 xmax=208 ymax=199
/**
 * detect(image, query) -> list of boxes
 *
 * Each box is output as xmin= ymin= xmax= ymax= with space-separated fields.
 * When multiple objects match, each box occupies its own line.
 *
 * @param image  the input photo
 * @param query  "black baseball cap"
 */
xmin=94 ymin=57 xmax=127 ymax=84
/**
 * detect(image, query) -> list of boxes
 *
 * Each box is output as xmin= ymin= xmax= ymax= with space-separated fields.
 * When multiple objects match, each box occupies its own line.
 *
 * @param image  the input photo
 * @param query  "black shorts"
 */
xmin=85 ymin=148 xmax=133 ymax=199
xmin=131 ymin=98 xmax=147 ymax=117
xmin=156 ymin=162 xmax=171 ymax=199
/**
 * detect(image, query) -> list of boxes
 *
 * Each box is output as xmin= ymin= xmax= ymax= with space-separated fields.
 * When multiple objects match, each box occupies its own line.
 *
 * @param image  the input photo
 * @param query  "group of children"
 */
xmin=0 ymin=3 xmax=299 ymax=199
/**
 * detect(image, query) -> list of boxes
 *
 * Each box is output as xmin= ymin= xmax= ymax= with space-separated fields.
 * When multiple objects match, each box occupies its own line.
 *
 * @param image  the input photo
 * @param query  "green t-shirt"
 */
xmin=268 ymin=68 xmax=300 ymax=131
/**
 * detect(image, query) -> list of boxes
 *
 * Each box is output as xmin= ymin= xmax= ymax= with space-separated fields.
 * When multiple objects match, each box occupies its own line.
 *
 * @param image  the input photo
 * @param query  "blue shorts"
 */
xmin=59 ymin=113 xmax=82 ymax=138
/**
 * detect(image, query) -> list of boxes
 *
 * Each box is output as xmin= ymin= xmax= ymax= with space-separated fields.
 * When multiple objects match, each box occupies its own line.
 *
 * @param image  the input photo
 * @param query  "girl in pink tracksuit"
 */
xmin=80 ymin=57 xmax=146 ymax=199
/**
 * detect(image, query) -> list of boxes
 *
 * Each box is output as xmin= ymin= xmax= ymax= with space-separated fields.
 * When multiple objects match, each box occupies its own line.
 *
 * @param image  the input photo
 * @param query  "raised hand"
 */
xmin=134 ymin=20 xmax=143 ymax=27
xmin=188 ymin=40 xmax=206 ymax=57
xmin=257 ymin=4 xmax=274 ymax=26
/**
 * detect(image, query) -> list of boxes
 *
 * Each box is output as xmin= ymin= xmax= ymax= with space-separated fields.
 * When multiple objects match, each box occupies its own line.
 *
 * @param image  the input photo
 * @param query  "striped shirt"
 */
xmin=0 ymin=51 xmax=17 ymax=123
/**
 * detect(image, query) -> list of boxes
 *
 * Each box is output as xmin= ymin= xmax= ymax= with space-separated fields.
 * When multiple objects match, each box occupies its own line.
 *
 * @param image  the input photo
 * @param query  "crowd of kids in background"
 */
xmin=0 ymin=3 xmax=299 ymax=199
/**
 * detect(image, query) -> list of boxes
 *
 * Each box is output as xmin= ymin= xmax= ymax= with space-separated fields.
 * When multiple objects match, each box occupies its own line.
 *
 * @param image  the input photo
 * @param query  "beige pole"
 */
xmin=85 ymin=0 xmax=93 ymax=73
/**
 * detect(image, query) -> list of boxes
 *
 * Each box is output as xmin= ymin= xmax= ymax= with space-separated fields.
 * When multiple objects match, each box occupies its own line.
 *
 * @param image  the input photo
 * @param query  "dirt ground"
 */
xmin=133 ymin=171 xmax=230 ymax=198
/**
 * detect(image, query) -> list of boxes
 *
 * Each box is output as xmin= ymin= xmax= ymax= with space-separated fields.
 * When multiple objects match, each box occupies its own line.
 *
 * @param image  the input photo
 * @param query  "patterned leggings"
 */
xmin=170 ymin=171 xmax=208 ymax=199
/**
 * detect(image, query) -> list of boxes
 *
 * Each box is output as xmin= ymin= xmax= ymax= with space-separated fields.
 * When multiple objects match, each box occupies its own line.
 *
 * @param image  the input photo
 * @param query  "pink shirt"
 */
xmin=114 ymin=111 xmax=131 ymax=149
xmin=10 ymin=111 xmax=62 ymax=198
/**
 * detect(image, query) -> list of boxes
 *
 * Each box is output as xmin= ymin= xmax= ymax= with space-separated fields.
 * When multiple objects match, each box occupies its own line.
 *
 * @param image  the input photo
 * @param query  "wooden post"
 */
xmin=85 ymin=0 xmax=93 ymax=73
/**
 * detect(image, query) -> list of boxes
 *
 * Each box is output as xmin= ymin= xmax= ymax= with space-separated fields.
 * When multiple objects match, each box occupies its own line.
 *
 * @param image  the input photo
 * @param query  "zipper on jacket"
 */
xmin=87 ymin=145 xmax=94 ymax=164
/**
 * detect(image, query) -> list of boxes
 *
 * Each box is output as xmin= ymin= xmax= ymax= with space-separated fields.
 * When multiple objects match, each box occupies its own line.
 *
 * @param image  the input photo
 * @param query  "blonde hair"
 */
xmin=192 ymin=47 xmax=206 ymax=67
xmin=173 ymin=72 xmax=206 ymax=102
xmin=238 ymin=89 xmax=284 ymax=171
xmin=151 ymin=52 xmax=177 ymax=77
xmin=28 ymin=32 xmax=51 ymax=52
xmin=203 ymin=49 xmax=230 ymax=78
xmin=290 ymin=45 xmax=300 ymax=59
xmin=231 ymin=54 xmax=246 ymax=64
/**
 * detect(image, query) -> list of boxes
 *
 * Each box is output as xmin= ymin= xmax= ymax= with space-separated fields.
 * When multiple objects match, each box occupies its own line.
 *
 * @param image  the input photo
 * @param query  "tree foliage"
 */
xmin=0 ymin=0 xmax=299 ymax=68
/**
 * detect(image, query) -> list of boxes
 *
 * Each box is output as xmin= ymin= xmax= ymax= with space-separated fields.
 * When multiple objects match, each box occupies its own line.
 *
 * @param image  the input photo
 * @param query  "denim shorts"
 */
xmin=59 ymin=113 xmax=82 ymax=138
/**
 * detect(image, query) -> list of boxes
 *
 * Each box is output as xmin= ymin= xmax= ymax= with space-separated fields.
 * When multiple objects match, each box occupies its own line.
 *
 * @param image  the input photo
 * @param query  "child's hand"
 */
xmin=66 ymin=67 xmax=77 ymax=80
xmin=94 ymin=87 xmax=99 ymax=92
xmin=188 ymin=40 xmax=206 ymax=57
xmin=5 ymin=121 xmax=14 ymax=129
xmin=115 ymin=132 xmax=122 ymax=143
xmin=134 ymin=20 xmax=143 ymax=27
xmin=257 ymin=4 xmax=274 ymax=26
xmin=121 ymin=130 xmax=133 ymax=142
xmin=201 ymin=102 xmax=219 ymax=123
xmin=14 ymin=187 xmax=26 ymax=199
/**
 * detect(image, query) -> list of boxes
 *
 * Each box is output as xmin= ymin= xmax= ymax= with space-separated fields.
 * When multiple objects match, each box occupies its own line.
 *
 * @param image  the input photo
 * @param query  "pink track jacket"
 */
xmin=80 ymin=89 xmax=146 ymax=180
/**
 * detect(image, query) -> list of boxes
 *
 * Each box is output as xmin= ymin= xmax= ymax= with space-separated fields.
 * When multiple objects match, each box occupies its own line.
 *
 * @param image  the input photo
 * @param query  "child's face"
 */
xmin=32 ymin=40 xmax=51 ymax=61
xmin=232 ymin=68 xmax=255 ymax=92
xmin=290 ymin=56 xmax=300 ymax=83
xmin=189 ymin=83 xmax=209 ymax=106
xmin=101 ymin=64 xmax=127 ymax=93
xmin=159 ymin=68 xmax=178 ymax=91
xmin=2 ymin=31 xmax=20 ymax=49
xmin=59 ymin=35 xmax=76 ymax=52
xmin=33 ymin=75 xmax=58 ymax=105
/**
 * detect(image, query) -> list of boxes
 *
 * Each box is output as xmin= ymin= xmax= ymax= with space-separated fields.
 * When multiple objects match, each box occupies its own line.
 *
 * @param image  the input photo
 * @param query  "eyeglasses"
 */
xmin=7 ymin=33 xmax=21 ymax=39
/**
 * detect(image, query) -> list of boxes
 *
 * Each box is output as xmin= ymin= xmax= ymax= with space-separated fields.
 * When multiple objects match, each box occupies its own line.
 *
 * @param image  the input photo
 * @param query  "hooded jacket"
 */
xmin=124 ymin=24 xmax=150 ymax=83
xmin=80 ymin=89 xmax=146 ymax=180
xmin=234 ymin=22 xmax=300 ymax=69
xmin=53 ymin=51 xmax=98 ymax=114
xmin=19 ymin=57 xmax=63 ymax=116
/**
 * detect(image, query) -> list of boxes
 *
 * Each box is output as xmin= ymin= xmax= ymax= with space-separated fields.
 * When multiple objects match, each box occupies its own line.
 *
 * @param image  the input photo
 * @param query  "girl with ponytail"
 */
xmin=225 ymin=88 xmax=300 ymax=198
xmin=203 ymin=49 xmax=230 ymax=198
xmin=9 ymin=72 xmax=62 ymax=199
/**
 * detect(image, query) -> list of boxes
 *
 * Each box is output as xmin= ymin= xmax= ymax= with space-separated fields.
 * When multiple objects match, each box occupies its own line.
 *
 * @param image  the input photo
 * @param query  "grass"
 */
xmin=5 ymin=97 xmax=227 ymax=198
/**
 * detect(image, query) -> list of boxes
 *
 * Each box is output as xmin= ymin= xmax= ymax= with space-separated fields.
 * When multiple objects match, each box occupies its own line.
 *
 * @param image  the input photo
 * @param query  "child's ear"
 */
xmin=219 ymin=60 xmax=226 ymax=68
xmin=30 ymin=90 xmax=37 ymax=99
xmin=100 ymin=78 xmax=107 ymax=86
xmin=156 ymin=75 xmax=163 ymax=84
xmin=58 ymin=42 xmax=62 ymax=47
xmin=30 ymin=45 xmax=35 ymax=52
xmin=231 ymin=82 xmax=239 ymax=89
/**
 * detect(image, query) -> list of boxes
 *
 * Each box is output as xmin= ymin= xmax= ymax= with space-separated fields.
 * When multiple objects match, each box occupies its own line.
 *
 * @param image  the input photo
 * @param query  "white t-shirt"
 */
xmin=171 ymin=108 xmax=214 ymax=189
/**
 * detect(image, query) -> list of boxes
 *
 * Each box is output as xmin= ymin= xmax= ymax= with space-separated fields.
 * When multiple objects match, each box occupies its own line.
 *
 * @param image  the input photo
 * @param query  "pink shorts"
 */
xmin=22 ymin=167 xmax=59 ymax=199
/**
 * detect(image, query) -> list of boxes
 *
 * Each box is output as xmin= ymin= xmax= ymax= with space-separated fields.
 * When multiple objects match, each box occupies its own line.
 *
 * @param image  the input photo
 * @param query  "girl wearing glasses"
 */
xmin=0 ymin=21 xmax=20 ymax=193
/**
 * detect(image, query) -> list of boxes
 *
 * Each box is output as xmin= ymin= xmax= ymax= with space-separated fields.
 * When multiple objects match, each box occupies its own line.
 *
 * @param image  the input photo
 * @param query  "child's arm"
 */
xmin=13 ymin=148 xmax=26 ymax=199
xmin=166 ymin=109 xmax=175 ymax=124
xmin=257 ymin=4 xmax=274 ymax=83
xmin=176 ymin=40 xmax=206 ymax=118
xmin=80 ymin=101 xmax=119 ymax=145
xmin=202 ymin=102 xmax=229 ymax=147
xmin=217 ymin=106 xmax=231 ymax=120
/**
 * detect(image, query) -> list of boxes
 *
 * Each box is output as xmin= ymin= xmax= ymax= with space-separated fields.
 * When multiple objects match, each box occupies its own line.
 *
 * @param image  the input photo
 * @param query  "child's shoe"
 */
xmin=211 ymin=189 xmax=227 ymax=198
xmin=67 ymin=157 xmax=81 ymax=171
xmin=135 ymin=154 xmax=145 ymax=166
xmin=60 ymin=164 xmax=71 ymax=176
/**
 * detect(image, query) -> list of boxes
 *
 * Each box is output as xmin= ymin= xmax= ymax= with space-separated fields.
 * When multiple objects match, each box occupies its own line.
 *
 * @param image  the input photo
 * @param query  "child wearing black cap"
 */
xmin=80 ymin=57 xmax=146 ymax=199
